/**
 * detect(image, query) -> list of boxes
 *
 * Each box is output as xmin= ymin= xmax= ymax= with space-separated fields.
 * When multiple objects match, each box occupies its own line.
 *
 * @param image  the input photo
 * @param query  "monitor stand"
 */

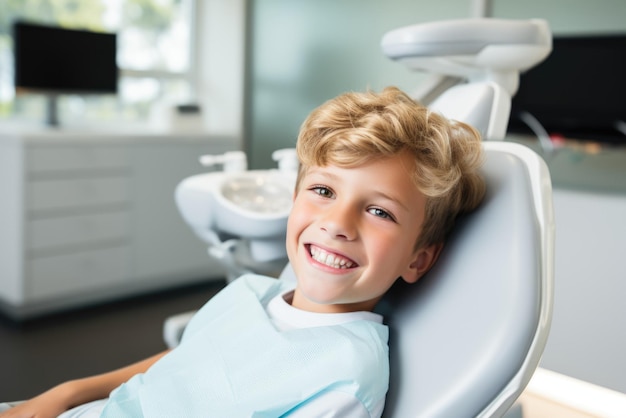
xmin=45 ymin=94 xmax=60 ymax=127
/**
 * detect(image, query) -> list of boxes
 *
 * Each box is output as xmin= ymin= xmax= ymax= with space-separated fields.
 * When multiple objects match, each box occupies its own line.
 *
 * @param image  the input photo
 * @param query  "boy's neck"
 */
xmin=290 ymin=288 xmax=378 ymax=314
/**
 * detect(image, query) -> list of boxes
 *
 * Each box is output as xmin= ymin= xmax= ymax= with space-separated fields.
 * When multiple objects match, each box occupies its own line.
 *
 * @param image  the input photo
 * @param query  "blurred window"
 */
xmin=0 ymin=0 xmax=196 ymax=125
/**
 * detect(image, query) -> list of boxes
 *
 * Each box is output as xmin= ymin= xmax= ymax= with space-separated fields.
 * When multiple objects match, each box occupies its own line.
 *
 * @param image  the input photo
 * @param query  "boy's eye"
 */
xmin=311 ymin=186 xmax=334 ymax=198
xmin=368 ymin=207 xmax=395 ymax=221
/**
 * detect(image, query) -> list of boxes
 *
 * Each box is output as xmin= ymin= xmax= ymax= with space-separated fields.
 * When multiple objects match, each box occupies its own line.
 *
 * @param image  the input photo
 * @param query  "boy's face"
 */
xmin=287 ymin=151 xmax=441 ymax=313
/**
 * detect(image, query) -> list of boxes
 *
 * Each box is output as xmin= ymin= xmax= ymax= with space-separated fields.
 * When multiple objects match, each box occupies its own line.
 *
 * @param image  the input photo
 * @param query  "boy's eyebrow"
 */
xmin=306 ymin=166 xmax=335 ymax=178
xmin=304 ymin=167 xmax=342 ymax=185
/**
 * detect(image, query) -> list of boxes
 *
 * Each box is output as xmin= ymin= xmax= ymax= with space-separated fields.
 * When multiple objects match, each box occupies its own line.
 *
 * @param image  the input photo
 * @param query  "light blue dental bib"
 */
xmin=101 ymin=274 xmax=389 ymax=417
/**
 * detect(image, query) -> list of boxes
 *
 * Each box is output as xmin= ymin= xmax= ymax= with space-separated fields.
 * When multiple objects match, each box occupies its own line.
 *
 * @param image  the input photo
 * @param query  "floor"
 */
xmin=0 ymin=280 xmax=225 ymax=401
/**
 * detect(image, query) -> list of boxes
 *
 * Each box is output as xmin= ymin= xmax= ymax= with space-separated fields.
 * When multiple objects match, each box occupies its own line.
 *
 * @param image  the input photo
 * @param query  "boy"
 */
xmin=0 ymin=86 xmax=485 ymax=417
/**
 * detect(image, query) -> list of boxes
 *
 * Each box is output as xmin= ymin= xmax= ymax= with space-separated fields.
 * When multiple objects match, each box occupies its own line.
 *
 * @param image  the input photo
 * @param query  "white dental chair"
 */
xmin=166 ymin=17 xmax=555 ymax=418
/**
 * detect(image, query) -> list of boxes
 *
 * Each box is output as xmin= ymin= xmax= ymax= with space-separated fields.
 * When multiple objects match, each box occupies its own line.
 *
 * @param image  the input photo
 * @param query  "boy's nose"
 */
xmin=319 ymin=203 xmax=357 ymax=240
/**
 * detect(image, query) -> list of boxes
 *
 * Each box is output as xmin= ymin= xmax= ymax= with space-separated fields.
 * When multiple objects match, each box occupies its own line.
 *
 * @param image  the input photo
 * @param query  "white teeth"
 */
xmin=310 ymin=246 xmax=355 ymax=269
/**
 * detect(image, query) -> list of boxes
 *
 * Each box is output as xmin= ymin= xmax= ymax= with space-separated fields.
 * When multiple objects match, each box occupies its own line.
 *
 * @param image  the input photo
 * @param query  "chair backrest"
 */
xmin=280 ymin=141 xmax=555 ymax=417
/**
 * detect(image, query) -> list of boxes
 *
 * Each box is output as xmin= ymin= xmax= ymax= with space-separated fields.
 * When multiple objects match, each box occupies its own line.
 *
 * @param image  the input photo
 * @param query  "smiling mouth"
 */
xmin=308 ymin=244 xmax=357 ymax=269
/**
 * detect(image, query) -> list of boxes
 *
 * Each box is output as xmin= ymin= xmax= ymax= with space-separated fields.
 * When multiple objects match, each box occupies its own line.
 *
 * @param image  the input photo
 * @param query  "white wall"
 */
xmin=492 ymin=0 xmax=626 ymax=33
xmin=195 ymin=0 xmax=246 ymax=140
xmin=489 ymin=0 xmax=626 ymax=393
xmin=542 ymin=189 xmax=626 ymax=393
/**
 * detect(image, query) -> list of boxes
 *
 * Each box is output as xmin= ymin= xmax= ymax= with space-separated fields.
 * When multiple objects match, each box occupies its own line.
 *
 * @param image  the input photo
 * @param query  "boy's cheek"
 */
xmin=286 ymin=204 xmax=318 ymax=248
xmin=289 ymin=199 xmax=315 ymax=225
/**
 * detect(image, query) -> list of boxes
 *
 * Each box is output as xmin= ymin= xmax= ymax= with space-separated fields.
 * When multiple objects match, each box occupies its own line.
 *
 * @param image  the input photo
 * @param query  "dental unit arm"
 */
xmin=174 ymin=18 xmax=552 ymax=282
xmin=381 ymin=18 xmax=551 ymax=140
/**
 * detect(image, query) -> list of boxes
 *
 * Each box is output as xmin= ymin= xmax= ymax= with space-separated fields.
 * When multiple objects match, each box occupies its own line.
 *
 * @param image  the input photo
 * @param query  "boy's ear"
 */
xmin=402 ymin=243 xmax=444 ymax=284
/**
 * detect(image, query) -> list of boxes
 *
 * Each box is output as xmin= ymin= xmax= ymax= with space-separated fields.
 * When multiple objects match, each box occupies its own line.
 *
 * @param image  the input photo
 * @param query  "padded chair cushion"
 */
xmin=379 ymin=142 xmax=551 ymax=417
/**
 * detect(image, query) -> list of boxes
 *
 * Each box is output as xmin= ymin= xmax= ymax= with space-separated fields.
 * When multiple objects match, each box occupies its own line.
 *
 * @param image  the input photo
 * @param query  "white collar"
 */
xmin=267 ymin=289 xmax=383 ymax=332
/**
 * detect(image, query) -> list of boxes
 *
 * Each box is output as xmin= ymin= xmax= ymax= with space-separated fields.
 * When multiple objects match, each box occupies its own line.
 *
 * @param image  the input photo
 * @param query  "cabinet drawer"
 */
xmin=28 ymin=246 xmax=131 ymax=300
xmin=27 ymin=146 xmax=130 ymax=173
xmin=28 ymin=211 xmax=130 ymax=251
xmin=27 ymin=177 xmax=130 ymax=211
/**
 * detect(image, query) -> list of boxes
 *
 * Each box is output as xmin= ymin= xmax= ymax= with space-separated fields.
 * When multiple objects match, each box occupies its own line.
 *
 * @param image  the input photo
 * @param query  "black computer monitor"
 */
xmin=508 ymin=34 xmax=626 ymax=144
xmin=13 ymin=21 xmax=118 ymax=125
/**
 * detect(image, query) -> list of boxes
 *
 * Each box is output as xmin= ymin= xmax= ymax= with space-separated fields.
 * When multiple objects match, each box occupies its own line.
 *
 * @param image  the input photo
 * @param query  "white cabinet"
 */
xmin=0 ymin=131 xmax=237 ymax=319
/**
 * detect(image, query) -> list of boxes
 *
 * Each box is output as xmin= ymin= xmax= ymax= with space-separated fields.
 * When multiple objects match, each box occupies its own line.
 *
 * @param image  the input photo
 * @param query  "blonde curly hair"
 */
xmin=295 ymin=86 xmax=486 ymax=249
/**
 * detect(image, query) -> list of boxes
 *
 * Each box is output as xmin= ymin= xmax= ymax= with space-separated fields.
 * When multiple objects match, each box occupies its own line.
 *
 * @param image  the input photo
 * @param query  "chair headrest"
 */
xmin=379 ymin=142 xmax=553 ymax=417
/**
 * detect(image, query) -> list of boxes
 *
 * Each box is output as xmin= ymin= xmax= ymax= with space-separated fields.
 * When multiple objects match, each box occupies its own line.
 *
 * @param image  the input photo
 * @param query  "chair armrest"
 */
xmin=163 ymin=310 xmax=197 ymax=349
